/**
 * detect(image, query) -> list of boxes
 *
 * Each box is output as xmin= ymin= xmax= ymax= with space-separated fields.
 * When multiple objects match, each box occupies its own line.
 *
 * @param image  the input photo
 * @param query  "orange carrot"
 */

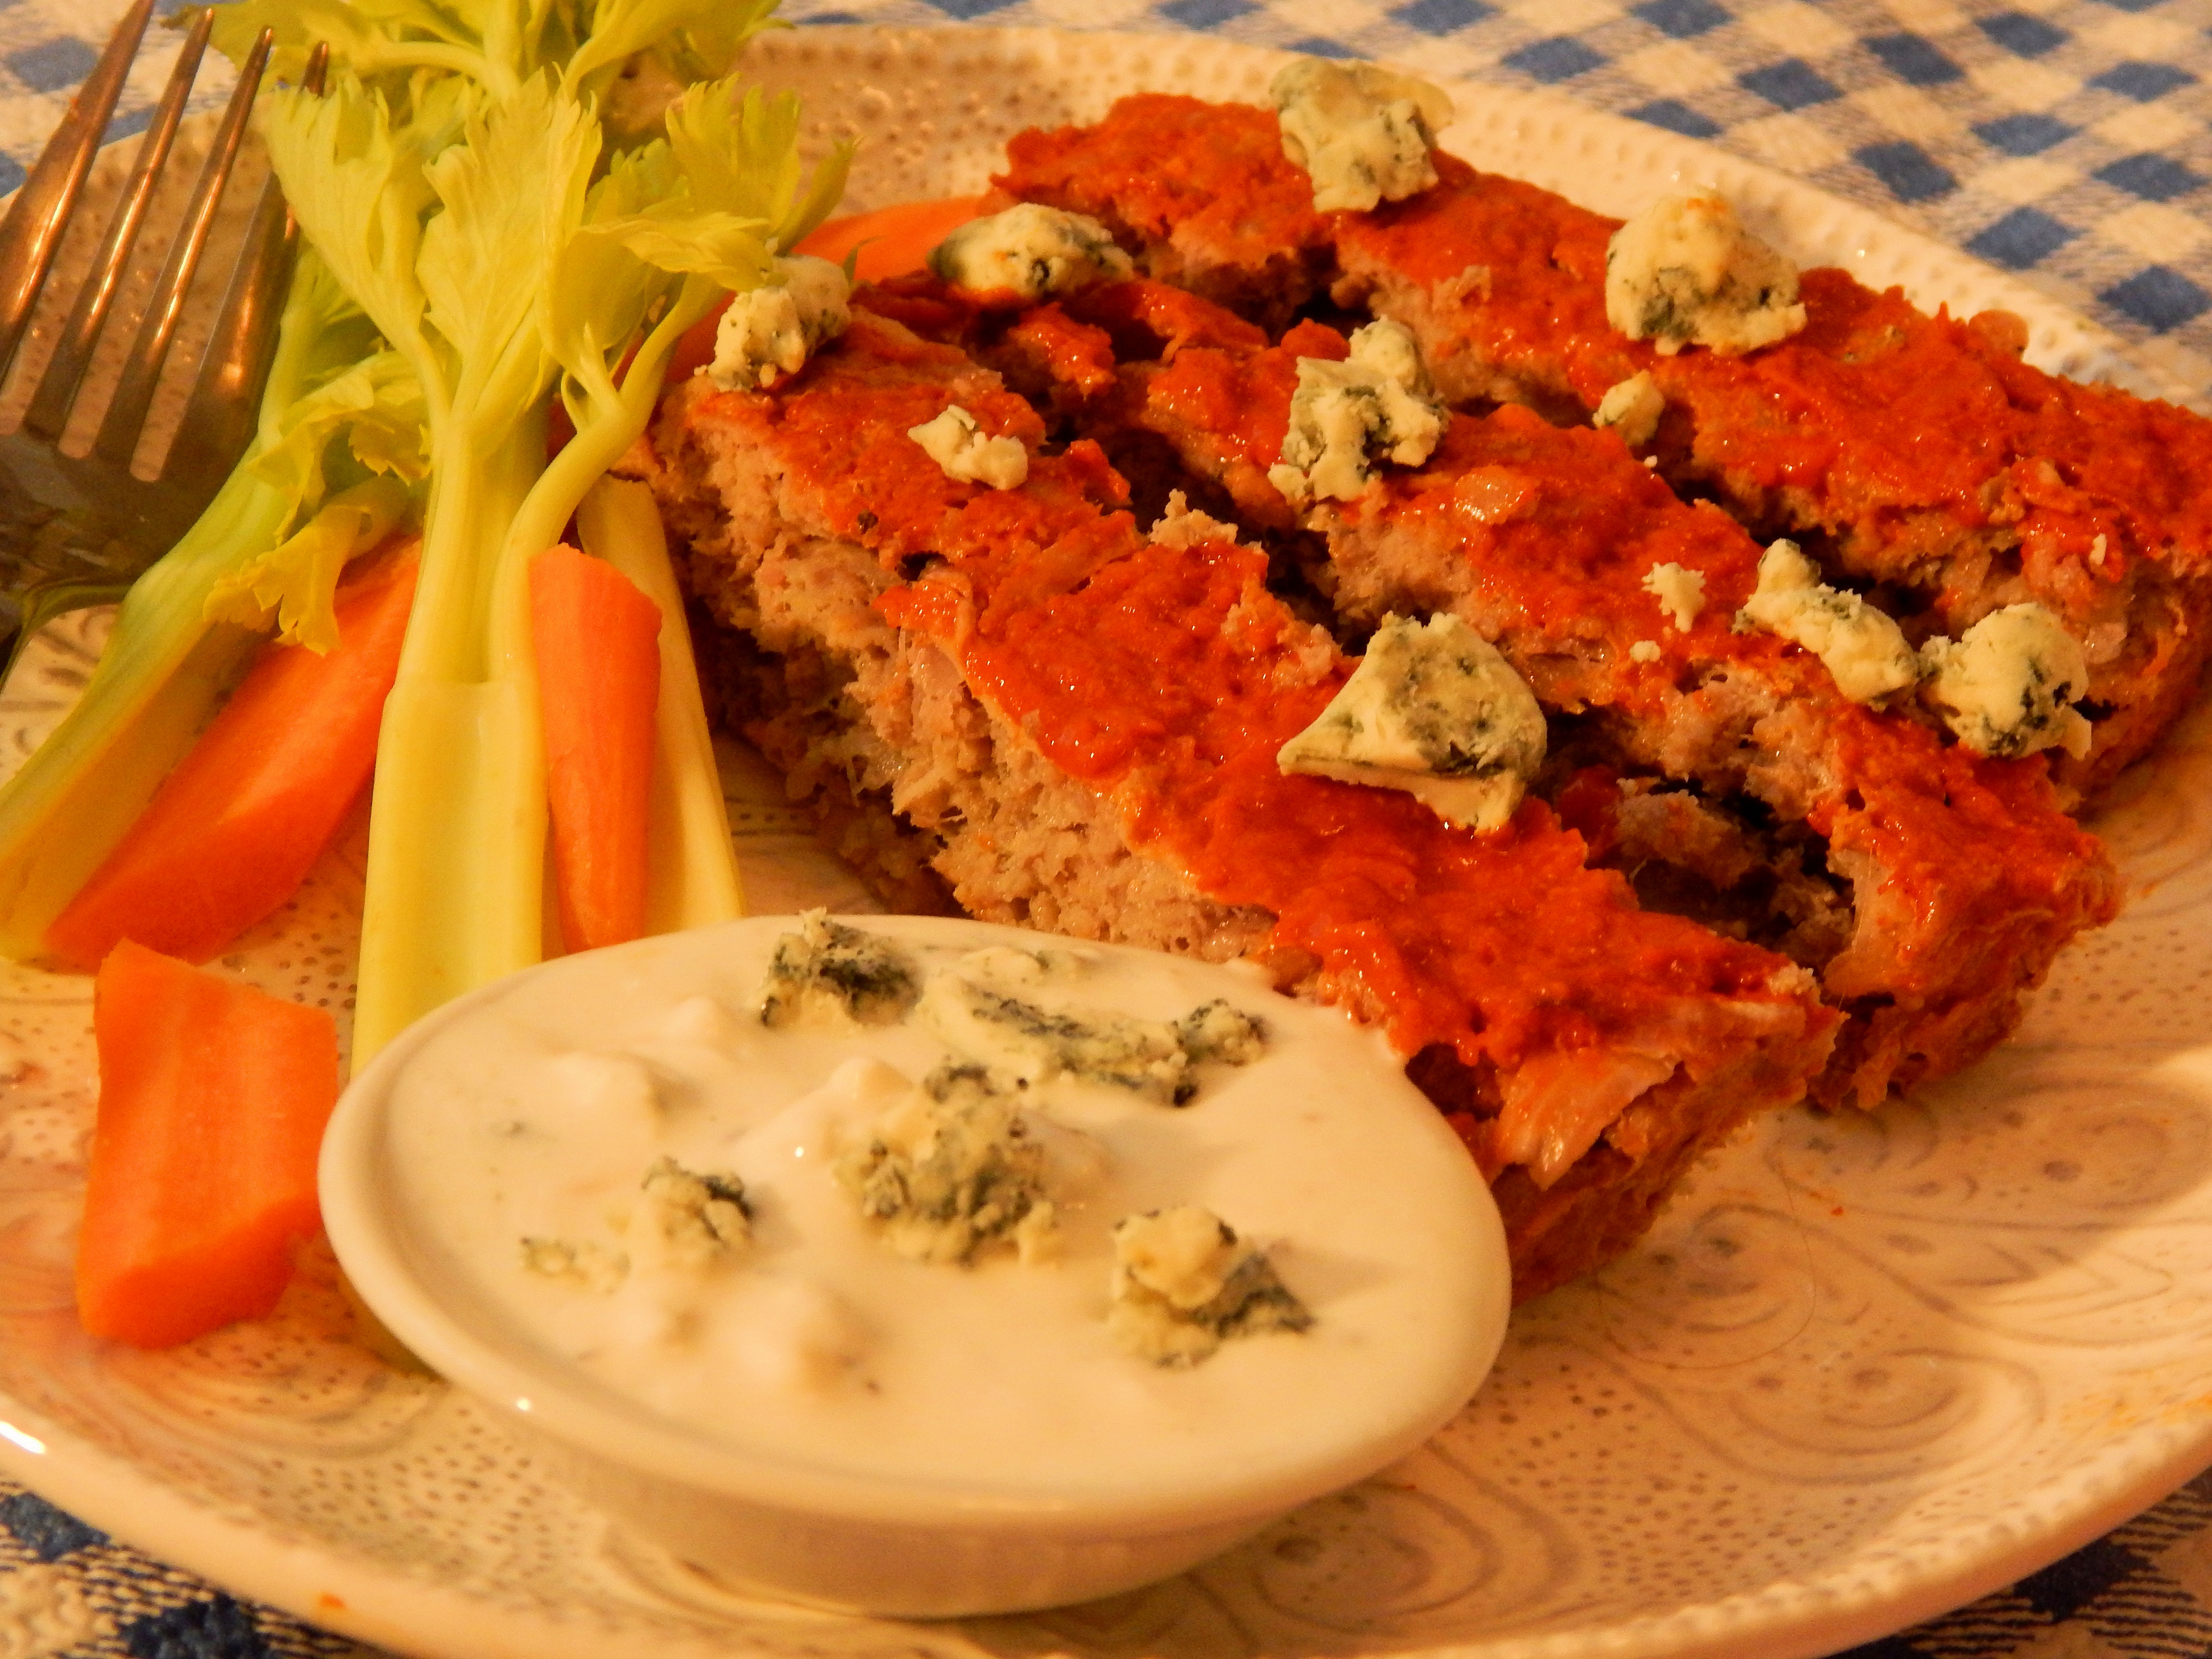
xmin=77 ymin=940 xmax=339 ymax=1347
xmin=531 ymin=545 xmax=661 ymax=954
xmin=796 ymin=193 xmax=988 ymax=282
xmin=45 ymin=549 xmax=420 ymax=970
xmin=665 ymin=194 xmax=991 ymax=385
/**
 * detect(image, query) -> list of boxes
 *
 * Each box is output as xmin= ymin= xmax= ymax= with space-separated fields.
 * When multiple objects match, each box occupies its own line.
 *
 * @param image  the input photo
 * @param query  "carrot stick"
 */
xmin=45 ymin=548 xmax=420 ymax=970
xmin=77 ymin=940 xmax=339 ymax=1348
xmin=796 ymin=193 xmax=989 ymax=282
xmin=531 ymin=545 xmax=662 ymax=954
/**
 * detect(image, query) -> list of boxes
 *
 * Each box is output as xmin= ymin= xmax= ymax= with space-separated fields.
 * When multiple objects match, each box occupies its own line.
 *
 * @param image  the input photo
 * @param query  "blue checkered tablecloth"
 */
xmin=7 ymin=1 xmax=2212 ymax=1656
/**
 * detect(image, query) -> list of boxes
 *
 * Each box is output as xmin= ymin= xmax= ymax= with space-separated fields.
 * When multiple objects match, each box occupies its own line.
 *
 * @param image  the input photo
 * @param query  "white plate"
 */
xmin=3 ymin=24 xmax=2212 ymax=1659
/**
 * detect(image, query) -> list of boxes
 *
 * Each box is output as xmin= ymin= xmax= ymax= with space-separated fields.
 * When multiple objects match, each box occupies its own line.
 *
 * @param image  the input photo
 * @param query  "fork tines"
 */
xmin=1 ymin=8 xmax=278 ymax=452
xmin=0 ymin=9 xmax=312 ymax=650
xmin=0 ymin=0 xmax=160 ymax=380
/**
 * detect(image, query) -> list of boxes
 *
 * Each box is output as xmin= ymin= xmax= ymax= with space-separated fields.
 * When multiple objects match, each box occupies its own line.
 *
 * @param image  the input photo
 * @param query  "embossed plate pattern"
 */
xmin=2 ymin=25 xmax=2210 ymax=1659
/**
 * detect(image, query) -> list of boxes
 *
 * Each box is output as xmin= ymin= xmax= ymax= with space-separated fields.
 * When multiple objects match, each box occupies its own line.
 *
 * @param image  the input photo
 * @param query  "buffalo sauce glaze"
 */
xmin=1335 ymin=156 xmax=2212 ymax=595
xmin=1336 ymin=409 xmax=2117 ymax=1005
xmin=996 ymin=94 xmax=1335 ymax=312
xmin=1084 ymin=280 xmax=2114 ymax=1106
xmin=889 ymin=545 xmax=1807 ymax=1070
xmin=660 ymin=306 xmax=1852 ymax=1300
xmin=1006 ymin=94 xmax=2212 ymax=603
xmin=691 ymin=313 xmax=1826 ymax=1095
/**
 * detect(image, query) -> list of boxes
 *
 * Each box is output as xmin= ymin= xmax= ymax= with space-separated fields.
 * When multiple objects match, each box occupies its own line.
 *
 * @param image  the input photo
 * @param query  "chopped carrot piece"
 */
xmin=796 ymin=193 xmax=989 ymax=282
xmin=45 ymin=549 xmax=419 ymax=970
xmin=531 ymin=546 xmax=661 ymax=953
xmin=77 ymin=941 xmax=339 ymax=1347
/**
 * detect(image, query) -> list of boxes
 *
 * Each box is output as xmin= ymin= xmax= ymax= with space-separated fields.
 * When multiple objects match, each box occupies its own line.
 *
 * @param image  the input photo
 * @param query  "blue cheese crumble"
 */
xmin=916 ymin=972 xmax=1264 ymax=1106
xmin=520 ymin=1236 xmax=626 ymax=1293
xmin=926 ymin=203 xmax=1133 ymax=301
xmin=1736 ymin=540 xmax=1918 ymax=703
xmin=1178 ymin=999 xmax=1268 ymax=1065
xmin=1643 ymin=560 xmax=1707 ymax=632
xmin=1107 ymin=1206 xmax=1313 ymax=1367
xmin=1594 ymin=371 xmax=1665 ymax=447
xmin=631 ymin=1157 xmax=752 ymax=1272
xmin=519 ymin=1160 xmax=752 ymax=1291
xmin=759 ymin=910 xmax=922 ymax=1030
xmin=1605 ymin=192 xmax=1807 ymax=357
xmin=1268 ymin=59 xmax=1455 ymax=214
xmin=1277 ymin=612 xmax=1546 ymax=832
xmin=834 ymin=1065 xmax=1059 ymax=1266
xmin=908 ymin=405 xmax=1029 ymax=491
xmin=1268 ymin=319 xmax=1449 ymax=507
xmin=704 ymin=255 xmax=852 ymax=393
xmin=1919 ymin=603 xmax=2093 ymax=760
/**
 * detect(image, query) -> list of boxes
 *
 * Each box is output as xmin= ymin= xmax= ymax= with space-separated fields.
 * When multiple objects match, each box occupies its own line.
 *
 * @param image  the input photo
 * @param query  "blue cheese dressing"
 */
xmin=368 ymin=915 xmax=1508 ymax=1500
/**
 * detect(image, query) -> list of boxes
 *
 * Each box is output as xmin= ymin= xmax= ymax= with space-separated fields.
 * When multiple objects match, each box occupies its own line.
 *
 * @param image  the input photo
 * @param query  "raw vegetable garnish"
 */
xmin=0 ymin=255 xmax=424 ymax=958
xmin=252 ymin=0 xmax=846 ymax=1061
xmin=0 ymin=0 xmax=848 ymax=1068
xmin=77 ymin=940 xmax=341 ymax=1349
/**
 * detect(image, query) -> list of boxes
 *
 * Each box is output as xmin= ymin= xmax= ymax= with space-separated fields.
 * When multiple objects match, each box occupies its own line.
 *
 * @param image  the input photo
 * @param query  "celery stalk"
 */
xmin=577 ymin=476 xmax=742 ymax=932
xmin=238 ymin=3 xmax=841 ymax=1066
xmin=352 ymin=407 xmax=549 ymax=1058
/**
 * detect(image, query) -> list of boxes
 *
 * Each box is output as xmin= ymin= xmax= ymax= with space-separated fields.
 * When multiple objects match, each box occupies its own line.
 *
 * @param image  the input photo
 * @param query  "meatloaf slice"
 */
xmin=991 ymin=92 xmax=2212 ymax=801
xmin=649 ymin=305 xmax=1839 ymax=1298
xmin=1057 ymin=287 xmax=2118 ymax=1109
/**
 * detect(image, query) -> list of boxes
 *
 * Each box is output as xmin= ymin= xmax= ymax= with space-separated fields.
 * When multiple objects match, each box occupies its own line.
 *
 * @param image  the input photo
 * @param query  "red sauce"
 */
xmin=1366 ymin=420 xmax=2118 ymax=1013
xmin=1063 ymin=278 xmax=1270 ymax=361
xmin=1101 ymin=299 xmax=2115 ymax=1028
xmin=996 ymin=95 xmax=1334 ymax=295
xmin=1015 ymin=96 xmax=2212 ymax=592
xmin=686 ymin=314 xmax=1824 ymax=1081
xmin=1337 ymin=156 xmax=2212 ymax=588
xmin=998 ymin=305 xmax=1120 ymax=401
xmin=883 ymin=537 xmax=1810 ymax=1073
xmin=852 ymin=276 xmax=992 ymax=343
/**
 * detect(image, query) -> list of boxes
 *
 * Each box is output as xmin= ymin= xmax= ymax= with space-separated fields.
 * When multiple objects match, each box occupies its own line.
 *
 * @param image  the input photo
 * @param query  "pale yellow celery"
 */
xmin=0 ymin=615 xmax=257 ymax=959
xmin=204 ymin=473 xmax=414 ymax=652
xmin=357 ymin=678 xmax=540 ymax=1016
xmin=270 ymin=59 xmax=842 ymax=1064
xmin=352 ymin=413 xmax=548 ymax=1063
xmin=576 ymin=477 xmax=742 ymax=930
xmin=210 ymin=0 xmax=775 ymax=111
xmin=345 ymin=73 xmax=604 ymax=1066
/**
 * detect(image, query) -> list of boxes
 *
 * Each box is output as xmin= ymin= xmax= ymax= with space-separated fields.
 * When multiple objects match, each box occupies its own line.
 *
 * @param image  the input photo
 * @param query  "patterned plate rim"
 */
xmin=0 ymin=23 xmax=2206 ymax=1659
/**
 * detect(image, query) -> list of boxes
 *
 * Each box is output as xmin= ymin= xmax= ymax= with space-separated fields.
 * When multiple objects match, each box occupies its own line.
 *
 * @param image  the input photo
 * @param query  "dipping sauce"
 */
xmin=353 ymin=914 xmax=1508 ymax=1507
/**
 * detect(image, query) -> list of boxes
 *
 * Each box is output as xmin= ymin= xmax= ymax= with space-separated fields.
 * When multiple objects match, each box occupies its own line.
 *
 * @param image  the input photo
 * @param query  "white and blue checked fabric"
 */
xmin=6 ymin=1 xmax=2212 ymax=1655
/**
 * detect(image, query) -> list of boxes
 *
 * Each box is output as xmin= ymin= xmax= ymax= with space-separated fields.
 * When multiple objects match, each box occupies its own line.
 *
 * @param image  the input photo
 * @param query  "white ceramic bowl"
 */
xmin=320 ymin=914 xmax=1511 ymax=1617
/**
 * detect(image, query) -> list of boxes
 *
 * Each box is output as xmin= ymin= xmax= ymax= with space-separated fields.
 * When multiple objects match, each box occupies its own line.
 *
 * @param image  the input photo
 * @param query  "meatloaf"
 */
xmin=968 ymin=277 xmax=2118 ymax=1109
xmin=649 ymin=303 xmax=1839 ymax=1298
xmin=992 ymin=93 xmax=2212 ymax=801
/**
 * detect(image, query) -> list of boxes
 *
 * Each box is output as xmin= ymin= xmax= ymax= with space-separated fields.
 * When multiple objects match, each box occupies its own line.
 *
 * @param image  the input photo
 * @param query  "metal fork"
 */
xmin=0 ymin=1 xmax=320 ymax=655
